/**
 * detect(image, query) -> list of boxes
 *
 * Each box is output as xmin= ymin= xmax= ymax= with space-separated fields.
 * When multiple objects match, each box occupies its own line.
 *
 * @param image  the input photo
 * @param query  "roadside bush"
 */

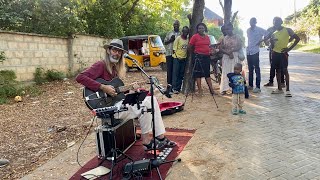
xmin=18 ymin=85 xmax=42 ymax=97
xmin=0 ymin=84 xmax=17 ymax=98
xmin=0 ymin=97 xmax=8 ymax=104
xmin=0 ymin=68 xmax=65 ymax=104
xmin=0 ymin=70 xmax=17 ymax=83
xmin=45 ymin=69 xmax=65 ymax=81
xmin=0 ymin=70 xmax=43 ymax=104
xmin=0 ymin=51 xmax=6 ymax=63
xmin=0 ymin=70 xmax=18 ymax=104
xmin=34 ymin=68 xmax=65 ymax=84
xmin=0 ymin=70 xmax=18 ymax=98
xmin=34 ymin=67 xmax=46 ymax=85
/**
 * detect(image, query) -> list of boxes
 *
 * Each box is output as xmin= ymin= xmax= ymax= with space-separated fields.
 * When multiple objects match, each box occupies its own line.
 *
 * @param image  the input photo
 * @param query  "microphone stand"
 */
xmin=124 ymin=54 xmax=180 ymax=180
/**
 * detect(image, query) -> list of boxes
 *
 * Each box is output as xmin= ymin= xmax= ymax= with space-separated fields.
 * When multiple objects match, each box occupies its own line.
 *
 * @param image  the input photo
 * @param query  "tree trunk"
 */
xmin=224 ymin=0 xmax=232 ymax=24
xmin=182 ymin=0 xmax=205 ymax=94
xmin=121 ymin=0 xmax=140 ymax=25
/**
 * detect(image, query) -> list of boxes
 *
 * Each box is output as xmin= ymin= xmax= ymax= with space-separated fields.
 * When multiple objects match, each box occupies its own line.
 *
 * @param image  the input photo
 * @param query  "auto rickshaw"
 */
xmin=120 ymin=35 xmax=167 ymax=71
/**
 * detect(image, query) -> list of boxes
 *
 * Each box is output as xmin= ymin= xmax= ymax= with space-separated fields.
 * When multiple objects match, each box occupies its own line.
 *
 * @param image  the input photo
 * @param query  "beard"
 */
xmin=109 ymin=54 xmax=120 ymax=63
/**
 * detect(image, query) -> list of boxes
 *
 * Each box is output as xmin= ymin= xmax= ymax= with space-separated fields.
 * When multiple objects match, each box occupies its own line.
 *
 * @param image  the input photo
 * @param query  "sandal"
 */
xmin=156 ymin=136 xmax=177 ymax=147
xmin=231 ymin=109 xmax=238 ymax=115
xmin=238 ymin=109 xmax=246 ymax=114
xmin=143 ymin=139 xmax=165 ymax=151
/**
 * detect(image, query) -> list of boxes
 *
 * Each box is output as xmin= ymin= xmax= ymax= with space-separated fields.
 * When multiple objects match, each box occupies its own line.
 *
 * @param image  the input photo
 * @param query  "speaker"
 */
xmin=95 ymin=119 xmax=135 ymax=159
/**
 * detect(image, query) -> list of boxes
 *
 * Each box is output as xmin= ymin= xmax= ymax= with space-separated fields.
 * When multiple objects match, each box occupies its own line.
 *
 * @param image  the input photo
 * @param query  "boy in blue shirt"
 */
xmin=227 ymin=63 xmax=247 ymax=115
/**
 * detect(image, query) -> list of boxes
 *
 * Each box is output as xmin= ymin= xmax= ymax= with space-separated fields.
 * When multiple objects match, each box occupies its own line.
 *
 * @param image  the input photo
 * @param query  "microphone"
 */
xmin=154 ymin=83 xmax=171 ymax=98
xmin=123 ymin=53 xmax=135 ymax=61
xmin=164 ymin=84 xmax=172 ymax=98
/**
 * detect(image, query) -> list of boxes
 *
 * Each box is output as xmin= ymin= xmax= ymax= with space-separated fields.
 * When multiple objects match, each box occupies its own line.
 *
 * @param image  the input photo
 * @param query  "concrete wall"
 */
xmin=0 ymin=31 xmax=109 ymax=81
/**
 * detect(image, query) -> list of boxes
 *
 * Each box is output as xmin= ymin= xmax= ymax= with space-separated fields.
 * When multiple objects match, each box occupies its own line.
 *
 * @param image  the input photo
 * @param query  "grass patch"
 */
xmin=294 ymin=44 xmax=320 ymax=54
xmin=0 ymin=70 xmax=43 ymax=104
xmin=34 ymin=67 xmax=65 ymax=84
xmin=19 ymin=85 xmax=43 ymax=97
xmin=0 ymin=97 xmax=8 ymax=104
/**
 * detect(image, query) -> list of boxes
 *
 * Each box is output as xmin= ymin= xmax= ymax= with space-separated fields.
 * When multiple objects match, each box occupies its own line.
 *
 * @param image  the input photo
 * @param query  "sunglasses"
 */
xmin=110 ymin=48 xmax=123 ymax=54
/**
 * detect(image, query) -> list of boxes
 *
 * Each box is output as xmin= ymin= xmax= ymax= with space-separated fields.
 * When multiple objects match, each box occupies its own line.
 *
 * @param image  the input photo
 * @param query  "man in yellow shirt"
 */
xmin=172 ymin=26 xmax=189 ymax=94
xmin=264 ymin=17 xmax=300 ymax=97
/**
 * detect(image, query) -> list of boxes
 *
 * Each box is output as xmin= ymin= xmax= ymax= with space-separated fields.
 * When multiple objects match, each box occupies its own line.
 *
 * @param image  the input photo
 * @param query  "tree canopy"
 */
xmin=285 ymin=0 xmax=320 ymax=42
xmin=0 ymin=0 xmax=192 ymax=38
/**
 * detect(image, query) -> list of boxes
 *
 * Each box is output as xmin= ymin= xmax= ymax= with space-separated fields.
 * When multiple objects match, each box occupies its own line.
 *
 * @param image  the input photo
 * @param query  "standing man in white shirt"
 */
xmin=246 ymin=17 xmax=268 ymax=93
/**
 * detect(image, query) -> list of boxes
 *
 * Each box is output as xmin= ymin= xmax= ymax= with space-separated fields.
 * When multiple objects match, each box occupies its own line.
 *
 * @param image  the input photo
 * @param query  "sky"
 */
xmin=205 ymin=0 xmax=310 ymax=30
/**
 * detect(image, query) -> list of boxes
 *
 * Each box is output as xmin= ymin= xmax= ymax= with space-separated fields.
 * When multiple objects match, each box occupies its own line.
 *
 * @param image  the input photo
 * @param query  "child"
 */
xmin=227 ymin=63 xmax=247 ymax=115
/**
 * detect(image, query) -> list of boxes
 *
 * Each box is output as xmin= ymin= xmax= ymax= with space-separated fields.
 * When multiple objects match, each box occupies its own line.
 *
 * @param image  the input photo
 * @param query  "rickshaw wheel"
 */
xmin=160 ymin=62 xmax=167 ymax=71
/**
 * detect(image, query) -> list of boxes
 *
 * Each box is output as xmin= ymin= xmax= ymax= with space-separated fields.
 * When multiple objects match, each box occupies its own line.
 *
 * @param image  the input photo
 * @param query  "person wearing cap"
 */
xmin=76 ymin=39 xmax=176 ymax=151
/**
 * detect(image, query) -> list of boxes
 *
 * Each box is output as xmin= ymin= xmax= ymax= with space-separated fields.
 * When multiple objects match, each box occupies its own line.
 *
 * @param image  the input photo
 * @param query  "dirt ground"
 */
xmin=0 ymin=67 xmax=237 ymax=179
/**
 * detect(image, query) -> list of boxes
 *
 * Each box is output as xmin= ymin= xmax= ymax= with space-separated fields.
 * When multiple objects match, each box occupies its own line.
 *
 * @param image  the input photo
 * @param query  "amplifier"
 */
xmin=95 ymin=118 xmax=135 ymax=159
xmin=123 ymin=159 xmax=151 ymax=177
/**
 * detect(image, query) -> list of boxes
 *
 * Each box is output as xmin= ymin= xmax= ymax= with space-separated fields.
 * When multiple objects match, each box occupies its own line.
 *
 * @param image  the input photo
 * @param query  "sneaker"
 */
xmin=220 ymin=91 xmax=227 ymax=95
xmin=285 ymin=91 xmax=292 ymax=97
xmin=252 ymin=88 xmax=261 ymax=93
xmin=271 ymin=89 xmax=284 ymax=94
xmin=264 ymin=82 xmax=274 ymax=87
xmin=232 ymin=109 xmax=238 ymax=115
xmin=0 ymin=159 xmax=9 ymax=168
xmin=247 ymin=86 xmax=253 ymax=90
xmin=239 ymin=109 xmax=246 ymax=114
xmin=172 ymin=89 xmax=179 ymax=94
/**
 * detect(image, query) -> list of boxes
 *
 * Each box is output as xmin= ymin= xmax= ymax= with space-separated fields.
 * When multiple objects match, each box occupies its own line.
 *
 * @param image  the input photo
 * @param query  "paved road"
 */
xmin=217 ymin=49 xmax=320 ymax=179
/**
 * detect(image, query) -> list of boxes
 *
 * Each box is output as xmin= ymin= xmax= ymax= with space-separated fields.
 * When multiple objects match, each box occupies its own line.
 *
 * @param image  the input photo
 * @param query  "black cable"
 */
xmin=76 ymin=116 xmax=97 ymax=168
xmin=132 ymin=171 xmax=143 ymax=179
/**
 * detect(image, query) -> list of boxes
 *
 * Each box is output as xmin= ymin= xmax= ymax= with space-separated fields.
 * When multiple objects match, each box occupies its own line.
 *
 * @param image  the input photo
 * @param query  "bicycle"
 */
xmin=209 ymin=44 xmax=223 ymax=84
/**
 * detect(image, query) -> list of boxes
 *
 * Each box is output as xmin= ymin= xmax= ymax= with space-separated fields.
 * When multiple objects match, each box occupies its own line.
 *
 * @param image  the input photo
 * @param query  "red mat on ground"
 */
xmin=70 ymin=128 xmax=195 ymax=180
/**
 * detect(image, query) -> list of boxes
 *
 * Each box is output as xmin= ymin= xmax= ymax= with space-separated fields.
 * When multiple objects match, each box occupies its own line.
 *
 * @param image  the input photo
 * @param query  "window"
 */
xmin=150 ymin=36 xmax=164 ymax=48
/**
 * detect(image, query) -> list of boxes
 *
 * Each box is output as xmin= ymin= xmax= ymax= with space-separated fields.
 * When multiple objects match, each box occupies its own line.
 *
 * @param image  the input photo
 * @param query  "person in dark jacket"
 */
xmin=227 ymin=63 xmax=247 ymax=115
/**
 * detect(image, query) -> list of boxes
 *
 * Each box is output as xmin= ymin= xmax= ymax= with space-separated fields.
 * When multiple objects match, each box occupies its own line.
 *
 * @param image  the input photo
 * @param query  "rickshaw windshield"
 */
xmin=150 ymin=36 xmax=164 ymax=48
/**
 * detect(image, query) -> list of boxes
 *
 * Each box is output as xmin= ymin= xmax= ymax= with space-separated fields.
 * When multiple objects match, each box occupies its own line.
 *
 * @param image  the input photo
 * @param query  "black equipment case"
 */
xmin=95 ymin=119 xmax=136 ymax=159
